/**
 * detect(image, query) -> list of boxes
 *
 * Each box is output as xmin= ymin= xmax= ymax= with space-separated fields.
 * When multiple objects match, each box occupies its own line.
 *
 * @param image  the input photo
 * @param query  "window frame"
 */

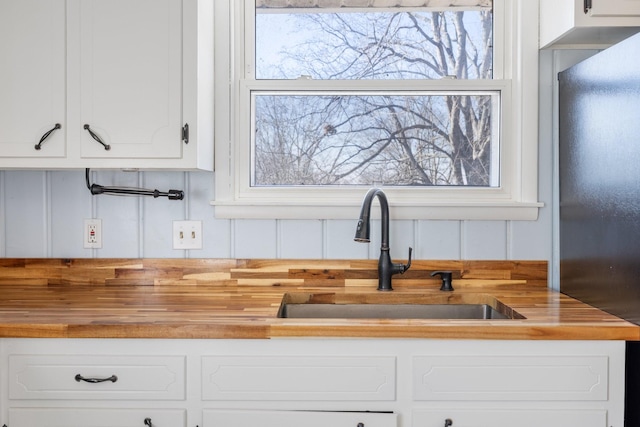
xmin=212 ymin=0 xmax=542 ymax=220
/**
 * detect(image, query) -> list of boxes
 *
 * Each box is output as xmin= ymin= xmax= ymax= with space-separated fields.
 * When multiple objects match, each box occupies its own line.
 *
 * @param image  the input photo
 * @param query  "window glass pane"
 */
xmin=255 ymin=9 xmax=493 ymax=80
xmin=252 ymin=92 xmax=499 ymax=187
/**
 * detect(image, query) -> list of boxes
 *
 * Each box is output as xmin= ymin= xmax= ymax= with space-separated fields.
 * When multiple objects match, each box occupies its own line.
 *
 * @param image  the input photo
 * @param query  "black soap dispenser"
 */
xmin=431 ymin=271 xmax=454 ymax=291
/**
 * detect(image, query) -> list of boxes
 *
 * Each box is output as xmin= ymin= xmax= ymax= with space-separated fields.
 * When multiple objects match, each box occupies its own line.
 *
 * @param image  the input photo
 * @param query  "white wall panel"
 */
xmin=462 ymin=221 xmax=507 ymax=260
xmin=357 ymin=219 xmax=414 ymax=261
xmin=510 ymin=210 xmax=552 ymax=261
xmin=50 ymin=171 xmax=93 ymax=258
xmin=279 ymin=220 xmax=323 ymax=259
xmin=141 ymin=171 xmax=186 ymax=258
xmin=4 ymin=171 xmax=47 ymax=257
xmin=389 ymin=220 xmax=414 ymax=262
xmin=0 ymin=171 xmax=5 ymax=257
xmin=325 ymin=219 xmax=369 ymax=259
xmin=0 ymin=166 xmax=553 ymax=267
xmin=233 ymin=219 xmax=277 ymax=258
xmin=416 ymin=220 xmax=461 ymax=260
xmin=191 ymin=172 xmax=231 ymax=258
xmin=92 ymin=170 xmax=142 ymax=258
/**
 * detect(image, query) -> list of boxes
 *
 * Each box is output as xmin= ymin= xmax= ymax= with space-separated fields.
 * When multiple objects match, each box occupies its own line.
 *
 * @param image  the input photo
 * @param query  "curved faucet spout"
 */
xmin=354 ymin=188 xmax=412 ymax=291
xmin=354 ymin=188 xmax=389 ymax=247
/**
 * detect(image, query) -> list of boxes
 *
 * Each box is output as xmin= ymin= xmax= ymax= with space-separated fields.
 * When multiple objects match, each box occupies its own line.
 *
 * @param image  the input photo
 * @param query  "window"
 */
xmin=212 ymin=0 xmax=541 ymax=220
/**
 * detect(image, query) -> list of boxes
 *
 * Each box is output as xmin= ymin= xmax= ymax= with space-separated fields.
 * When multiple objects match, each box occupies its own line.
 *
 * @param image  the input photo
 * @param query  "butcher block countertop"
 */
xmin=0 ymin=258 xmax=637 ymax=340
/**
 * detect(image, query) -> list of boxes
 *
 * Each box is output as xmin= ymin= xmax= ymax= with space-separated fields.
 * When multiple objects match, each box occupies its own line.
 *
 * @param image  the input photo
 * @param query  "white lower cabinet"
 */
xmin=0 ymin=339 xmax=627 ymax=427
xmin=203 ymin=410 xmax=397 ymax=427
xmin=412 ymin=409 xmax=606 ymax=427
xmin=9 ymin=408 xmax=186 ymax=427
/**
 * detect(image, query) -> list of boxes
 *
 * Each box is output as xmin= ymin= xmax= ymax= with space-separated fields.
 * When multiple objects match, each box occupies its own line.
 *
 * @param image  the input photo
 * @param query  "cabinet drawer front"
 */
xmin=412 ymin=409 xmax=607 ymax=427
xmin=9 ymin=355 xmax=185 ymax=400
xmin=413 ymin=355 xmax=608 ymax=401
xmin=204 ymin=410 xmax=397 ymax=427
xmin=9 ymin=408 xmax=186 ymax=427
xmin=202 ymin=356 xmax=395 ymax=401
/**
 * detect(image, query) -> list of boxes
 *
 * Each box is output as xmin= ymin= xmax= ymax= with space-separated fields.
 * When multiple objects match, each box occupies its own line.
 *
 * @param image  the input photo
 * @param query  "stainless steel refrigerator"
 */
xmin=559 ymin=31 xmax=640 ymax=426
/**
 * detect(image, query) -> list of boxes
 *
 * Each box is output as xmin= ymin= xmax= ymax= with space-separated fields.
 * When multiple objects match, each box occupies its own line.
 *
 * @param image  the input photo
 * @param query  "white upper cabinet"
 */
xmin=77 ymin=0 xmax=183 ymax=160
xmin=0 ymin=0 xmax=214 ymax=170
xmin=0 ymin=0 xmax=66 ymax=158
xmin=588 ymin=0 xmax=640 ymax=16
xmin=540 ymin=0 xmax=640 ymax=48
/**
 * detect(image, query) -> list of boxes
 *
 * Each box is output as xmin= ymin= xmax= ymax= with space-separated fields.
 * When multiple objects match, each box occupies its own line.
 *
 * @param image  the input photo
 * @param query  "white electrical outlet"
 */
xmin=84 ymin=219 xmax=102 ymax=249
xmin=173 ymin=220 xmax=203 ymax=250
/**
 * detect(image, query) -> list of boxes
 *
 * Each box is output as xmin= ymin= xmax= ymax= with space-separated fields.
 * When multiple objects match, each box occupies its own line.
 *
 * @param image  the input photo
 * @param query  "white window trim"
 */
xmin=211 ymin=0 xmax=542 ymax=220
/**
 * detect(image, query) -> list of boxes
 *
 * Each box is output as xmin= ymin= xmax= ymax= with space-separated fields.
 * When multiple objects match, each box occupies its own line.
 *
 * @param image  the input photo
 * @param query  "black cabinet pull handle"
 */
xmin=34 ymin=123 xmax=61 ymax=150
xmin=444 ymin=419 xmax=453 ymax=427
xmin=144 ymin=418 xmax=153 ymax=427
xmin=84 ymin=124 xmax=111 ymax=150
xmin=75 ymin=373 xmax=118 ymax=383
xmin=182 ymin=123 xmax=189 ymax=144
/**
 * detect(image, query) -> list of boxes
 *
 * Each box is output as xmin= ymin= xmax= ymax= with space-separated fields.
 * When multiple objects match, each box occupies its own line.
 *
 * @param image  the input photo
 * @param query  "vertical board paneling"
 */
xmin=462 ymin=221 xmax=508 ymax=260
xmin=510 ymin=213 xmax=552 ymax=261
xmin=0 ymin=171 xmax=5 ymax=257
xmin=0 ymin=170 xmax=552 ymax=265
xmin=389 ymin=220 xmax=414 ymax=262
xmin=93 ymin=170 xmax=141 ymax=258
xmin=4 ymin=171 xmax=47 ymax=257
xmin=50 ymin=170 xmax=93 ymax=258
xmin=0 ymin=171 xmax=7 ymax=258
xmin=190 ymin=172 xmax=231 ymax=258
xmin=279 ymin=220 xmax=324 ymax=259
xmin=325 ymin=220 xmax=368 ymax=259
xmin=141 ymin=171 xmax=186 ymax=258
xmin=416 ymin=220 xmax=461 ymax=260
xmin=358 ymin=219 xmax=414 ymax=260
xmin=233 ymin=219 xmax=277 ymax=258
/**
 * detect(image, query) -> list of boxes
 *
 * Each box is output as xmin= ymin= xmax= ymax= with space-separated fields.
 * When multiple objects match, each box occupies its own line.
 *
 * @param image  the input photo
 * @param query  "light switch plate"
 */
xmin=172 ymin=220 xmax=203 ymax=250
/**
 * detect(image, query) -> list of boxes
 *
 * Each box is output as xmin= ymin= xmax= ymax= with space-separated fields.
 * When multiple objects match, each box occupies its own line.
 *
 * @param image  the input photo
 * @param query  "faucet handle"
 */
xmin=390 ymin=247 xmax=412 ymax=277
xmin=403 ymin=247 xmax=412 ymax=273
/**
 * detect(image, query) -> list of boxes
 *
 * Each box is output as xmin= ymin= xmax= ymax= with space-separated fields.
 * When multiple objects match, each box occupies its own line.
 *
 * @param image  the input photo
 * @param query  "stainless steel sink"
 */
xmin=276 ymin=293 xmax=524 ymax=320
xmin=279 ymin=303 xmax=510 ymax=319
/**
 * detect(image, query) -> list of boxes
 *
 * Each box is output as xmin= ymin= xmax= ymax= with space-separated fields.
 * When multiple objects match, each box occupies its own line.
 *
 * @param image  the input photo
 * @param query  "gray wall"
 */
xmin=0 ymin=167 xmax=552 ymax=261
xmin=0 ymin=53 xmax=561 ymax=272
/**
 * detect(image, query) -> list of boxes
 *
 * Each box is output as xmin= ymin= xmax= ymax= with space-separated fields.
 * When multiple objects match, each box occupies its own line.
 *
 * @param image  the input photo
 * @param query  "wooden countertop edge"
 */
xmin=0 ymin=321 xmax=636 ymax=340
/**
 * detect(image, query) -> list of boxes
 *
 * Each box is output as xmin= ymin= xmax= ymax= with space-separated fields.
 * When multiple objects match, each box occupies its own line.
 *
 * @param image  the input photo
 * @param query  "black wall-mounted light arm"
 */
xmin=85 ymin=168 xmax=184 ymax=200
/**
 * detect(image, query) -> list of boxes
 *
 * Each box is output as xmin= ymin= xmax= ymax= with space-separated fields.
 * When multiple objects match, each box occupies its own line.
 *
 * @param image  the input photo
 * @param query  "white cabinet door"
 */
xmin=203 ymin=410 xmax=397 ymax=427
xmin=0 ymin=0 xmax=66 ymax=158
xmin=77 ymin=0 xmax=183 ymax=160
xmin=412 ymin=409 xmax=607 ymax=427
xmin=10 ymin=408 xmax=186 ymax=427
xmin=588 ymin=0 xmax=640 ymax=16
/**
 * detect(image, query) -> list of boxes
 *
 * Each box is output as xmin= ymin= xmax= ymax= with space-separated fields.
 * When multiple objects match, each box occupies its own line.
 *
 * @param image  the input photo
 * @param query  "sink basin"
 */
xmin=277 ymin=293 xmax=524 ymax=320
xmin=279 ymin=303 xmax=509 ymax=319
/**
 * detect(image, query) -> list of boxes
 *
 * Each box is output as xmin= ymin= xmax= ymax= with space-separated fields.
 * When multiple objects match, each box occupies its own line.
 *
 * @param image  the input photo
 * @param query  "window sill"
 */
xmin=210 ymin=200 xmax=543 ymax=220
